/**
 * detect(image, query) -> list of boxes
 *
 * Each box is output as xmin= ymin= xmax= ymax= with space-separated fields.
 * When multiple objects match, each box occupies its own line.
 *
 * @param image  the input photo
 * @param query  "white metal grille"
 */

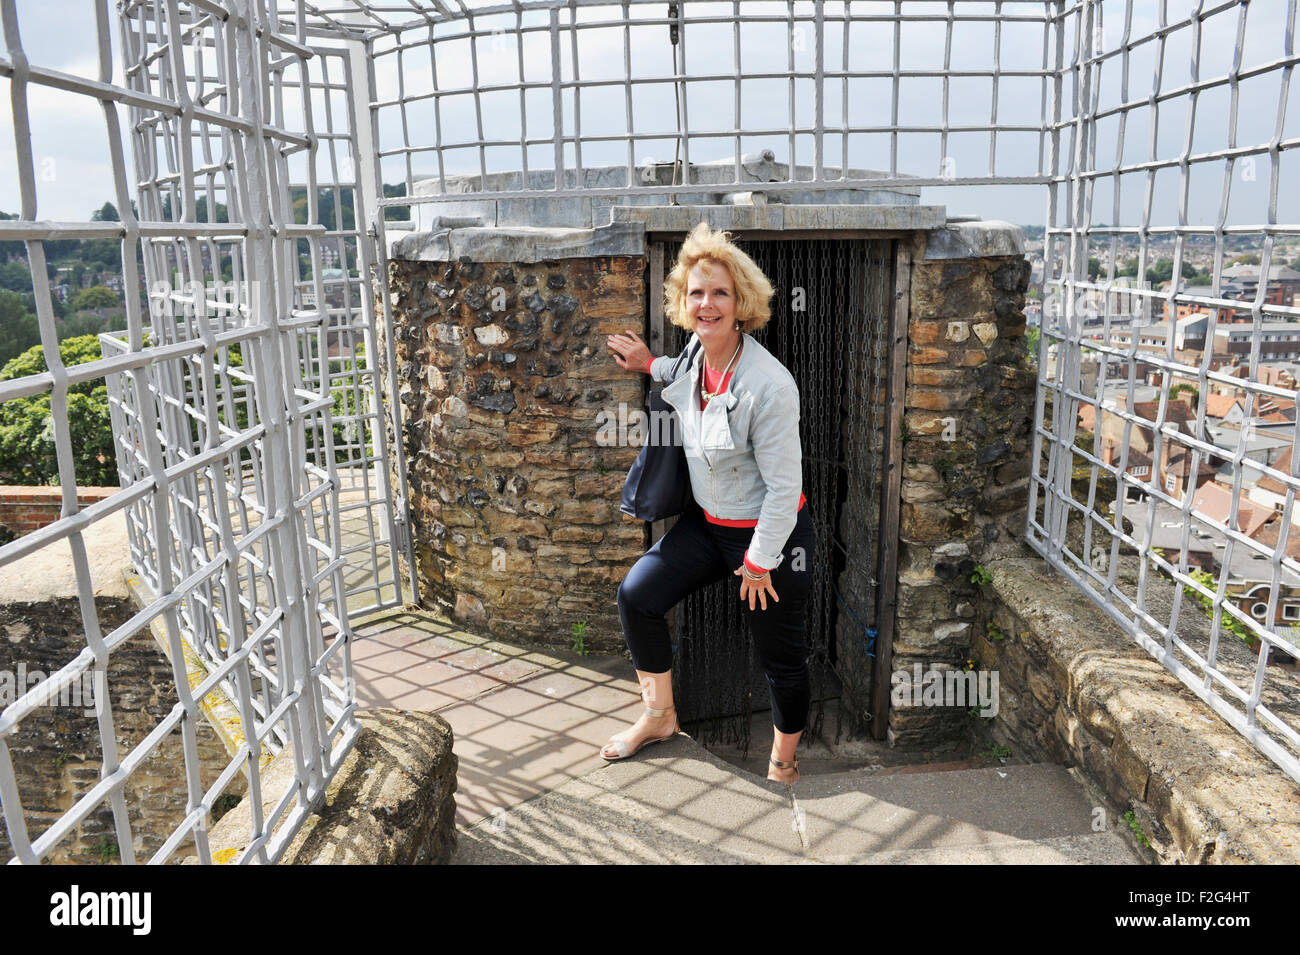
xmin=1028 ymin=0 xmax=1300 ymax=784
xmin=0 ymin=0 xmax=411 ymax=864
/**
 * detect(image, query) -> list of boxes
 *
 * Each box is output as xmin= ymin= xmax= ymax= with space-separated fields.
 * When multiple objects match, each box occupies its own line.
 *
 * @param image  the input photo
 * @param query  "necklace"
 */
xmin=701 ymin=339 xmax=742 ymax=401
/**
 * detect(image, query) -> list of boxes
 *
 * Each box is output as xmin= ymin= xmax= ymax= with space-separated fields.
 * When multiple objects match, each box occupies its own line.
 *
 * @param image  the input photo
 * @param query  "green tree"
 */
xmin=69 ymin=285 xmax=118 ymax=311
xmin=1026 ymin=326 xmax=1041 ymax=363
xmin=383 ymin=182 xmax=410 ymax=221
xmin=91 ymin=202 xmax=120 ymax=223
xmin=0 ymin=291 xmax=40 ymax=367
xmin=78 ymin=238 xmax=121 ymax=269
xmin=57 ymin=312 xmax=110 ymax=340
xmin=0 ymin=260 xmax=33 ymax=292
xmin=0 ymin=335 xmax=116 ymax=486
xmin=0 ymin=210 xmax=22 ymax=260
xmin=1146 ymin=258 xmax=1174 ymax=285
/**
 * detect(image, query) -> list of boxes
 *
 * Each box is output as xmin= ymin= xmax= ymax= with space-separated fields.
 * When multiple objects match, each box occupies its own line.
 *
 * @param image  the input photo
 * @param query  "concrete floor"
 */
xmin=346 ymin=607 xmax=1144 ymax=864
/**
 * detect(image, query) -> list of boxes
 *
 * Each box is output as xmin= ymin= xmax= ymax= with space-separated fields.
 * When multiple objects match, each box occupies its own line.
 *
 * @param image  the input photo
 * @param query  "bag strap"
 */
xmin=669 ymin=337 xmax=702 ymax=379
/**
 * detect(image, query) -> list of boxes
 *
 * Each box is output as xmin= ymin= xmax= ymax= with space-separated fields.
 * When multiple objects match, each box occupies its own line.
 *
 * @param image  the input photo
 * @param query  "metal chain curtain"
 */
xmin=657 ymin=237 xmax=893 ymax=754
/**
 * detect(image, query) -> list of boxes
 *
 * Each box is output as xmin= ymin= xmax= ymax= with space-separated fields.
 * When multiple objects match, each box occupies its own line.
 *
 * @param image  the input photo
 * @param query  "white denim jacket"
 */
xmin=649 ymin=331 xmax=804 ymax=572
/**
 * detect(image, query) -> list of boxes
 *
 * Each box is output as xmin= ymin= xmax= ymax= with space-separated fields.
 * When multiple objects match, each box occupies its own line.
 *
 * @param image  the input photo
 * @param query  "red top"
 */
xmin=698 ymin=356 xmax=806 ymax=575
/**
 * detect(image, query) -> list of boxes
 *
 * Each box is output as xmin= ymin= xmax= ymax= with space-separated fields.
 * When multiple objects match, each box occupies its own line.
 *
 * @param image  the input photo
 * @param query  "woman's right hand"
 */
xmin=606 ymin=330 xmax=653 ymax=373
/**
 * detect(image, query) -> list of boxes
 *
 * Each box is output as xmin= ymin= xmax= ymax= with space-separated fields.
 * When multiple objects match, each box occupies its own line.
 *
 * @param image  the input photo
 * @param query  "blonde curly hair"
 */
xmin=663 ymin=222 xmax=775 ymax=333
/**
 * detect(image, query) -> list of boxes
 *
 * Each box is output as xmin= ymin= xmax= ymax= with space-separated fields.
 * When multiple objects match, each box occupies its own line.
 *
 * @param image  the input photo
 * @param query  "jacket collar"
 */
xmin=662 ymin=332 xmax=748 ymax=422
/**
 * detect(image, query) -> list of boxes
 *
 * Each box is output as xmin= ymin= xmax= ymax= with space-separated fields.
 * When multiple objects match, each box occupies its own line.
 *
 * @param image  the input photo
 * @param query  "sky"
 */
xmin=0 ymin=0 xmax=1296 ymax=229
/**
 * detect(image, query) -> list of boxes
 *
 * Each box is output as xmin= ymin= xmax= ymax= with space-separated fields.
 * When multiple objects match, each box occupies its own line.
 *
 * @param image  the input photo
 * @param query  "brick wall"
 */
xmin=0 ymin=486 xmax=119 ymax=540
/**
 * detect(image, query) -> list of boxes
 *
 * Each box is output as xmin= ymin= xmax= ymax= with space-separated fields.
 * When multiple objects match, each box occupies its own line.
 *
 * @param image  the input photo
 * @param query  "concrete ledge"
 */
xmin=924 ymin=219 xmax=1025 ymax=259
xmin=610 ymin=202 xmax=945 ymax=233
xmin=200 ymin=709 xmax=457 ymax=865
xmin=389 ymin=220 xmax=646 ymax=262
xmin=388 ymin=202 xmax=948 ymax=263
xmin=124 ymin=572 xmax=252 ymax=764
xmin=978 ymin=553 xmax=1300 ymax=864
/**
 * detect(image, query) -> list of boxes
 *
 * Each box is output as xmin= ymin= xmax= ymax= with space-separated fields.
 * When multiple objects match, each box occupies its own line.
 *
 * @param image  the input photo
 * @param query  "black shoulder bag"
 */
xmin=619 ymin=340 xmax=701 ymax=521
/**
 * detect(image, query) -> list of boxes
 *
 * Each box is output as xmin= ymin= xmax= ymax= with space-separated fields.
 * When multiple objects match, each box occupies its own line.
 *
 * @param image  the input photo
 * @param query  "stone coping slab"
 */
xmin=194 ymin=709 xmax=456 ymax=865
xmin=387 ymin=205 xmax=952 ymax=263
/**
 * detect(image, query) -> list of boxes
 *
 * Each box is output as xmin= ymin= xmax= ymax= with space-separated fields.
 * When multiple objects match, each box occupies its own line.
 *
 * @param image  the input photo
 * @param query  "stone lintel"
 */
xmin=611 ymin=202 xmax=946 ymax=234
xmin=389 ymin=220 xmax=647 ymax=263
xmin=924 ymin=219 xmax=1026 ymax=260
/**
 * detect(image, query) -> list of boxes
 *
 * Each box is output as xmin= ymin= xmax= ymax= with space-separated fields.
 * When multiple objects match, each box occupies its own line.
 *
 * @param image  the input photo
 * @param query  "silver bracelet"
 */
xmin=743 ymin=566 xmax=767 ymax=581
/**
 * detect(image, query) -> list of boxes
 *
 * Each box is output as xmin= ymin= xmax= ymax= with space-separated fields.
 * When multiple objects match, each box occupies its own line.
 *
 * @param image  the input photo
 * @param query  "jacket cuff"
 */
xmin=744 ymin=549 xmax=782 ymax=575
xmin=645 ymin=355 xmax=656 ymax=375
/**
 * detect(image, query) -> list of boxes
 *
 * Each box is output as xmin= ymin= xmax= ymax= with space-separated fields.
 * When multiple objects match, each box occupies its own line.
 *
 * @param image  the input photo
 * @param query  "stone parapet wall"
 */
xmin=199 ymin=709 xmax=457 ymax=865
xmin=974 ymin=555 xmax=1300 ymax=864
xmin=889 ymin=231 xmax=1036 ymax=747
xmin=385 ymin=254 xmax=648 ymax=650
xmin=0 ymin=596 xmax=244 ymax=864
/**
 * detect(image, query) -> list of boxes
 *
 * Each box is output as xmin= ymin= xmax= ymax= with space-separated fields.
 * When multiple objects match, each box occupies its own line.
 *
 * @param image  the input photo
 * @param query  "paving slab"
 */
xmin=346 ymin=608 xmax=1144 ymax=864
xmin=349 ymin=609 xmax=656 ymax=829
xmin=453 ymin=737 xmax=1144 ymax=865
xmin=792 ymin=763 xmax=1109 ymax=857
xmin=455 ymin=736 xmax=805 ymax=864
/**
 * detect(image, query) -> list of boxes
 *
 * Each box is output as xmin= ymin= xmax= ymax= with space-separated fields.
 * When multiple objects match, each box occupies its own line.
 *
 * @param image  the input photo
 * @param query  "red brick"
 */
xmin=908 ymin=323 xmax=944 ymax=345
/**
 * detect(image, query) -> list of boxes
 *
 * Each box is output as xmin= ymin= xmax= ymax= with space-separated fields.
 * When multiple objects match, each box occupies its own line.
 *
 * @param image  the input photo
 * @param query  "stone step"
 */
xmin=452 ymin=734 xmax=1144 ymax=864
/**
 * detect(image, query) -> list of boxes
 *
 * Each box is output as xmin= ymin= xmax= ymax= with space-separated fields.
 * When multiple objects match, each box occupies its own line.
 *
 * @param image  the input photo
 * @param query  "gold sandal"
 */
xmin=600 ymin=704 xmax=680 ymax=760
xmin=769 ymin=755 xmax=799 ymax=781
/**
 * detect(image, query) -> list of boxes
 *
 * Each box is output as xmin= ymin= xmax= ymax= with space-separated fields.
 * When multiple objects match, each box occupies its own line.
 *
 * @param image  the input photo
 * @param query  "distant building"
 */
xmin=1214 ymin=322 xmax=1300 ymax=361
xmin=1192 ymin=481 xmax=1275 ymax=538
xmin=1110 ymin=314 xmax=1209 ymax=352
xmin=1248 ymin=446 xmax=1300 ymax=523
xmin=1220 ymin=262 xmax=1300 ymax=308
xmin=1225 ymin=580 xmax=1300 ymax=631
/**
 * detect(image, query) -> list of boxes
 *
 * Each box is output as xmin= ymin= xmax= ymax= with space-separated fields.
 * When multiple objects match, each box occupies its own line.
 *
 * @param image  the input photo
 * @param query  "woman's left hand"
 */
xmin=735 ymin=565 xmax=779 ymax=611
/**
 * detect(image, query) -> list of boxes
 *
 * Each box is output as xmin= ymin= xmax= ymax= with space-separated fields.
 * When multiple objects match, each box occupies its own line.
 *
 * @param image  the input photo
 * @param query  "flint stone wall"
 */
xmin=384 ymin=221 xmax=1039 ymax=747
xmin=385 ymin=254 xmax=648 ymax=650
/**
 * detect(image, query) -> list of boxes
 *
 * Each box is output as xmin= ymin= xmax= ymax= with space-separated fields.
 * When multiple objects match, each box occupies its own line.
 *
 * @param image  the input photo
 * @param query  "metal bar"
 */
xmin=871 ymin=239 xmax=909 ymax=737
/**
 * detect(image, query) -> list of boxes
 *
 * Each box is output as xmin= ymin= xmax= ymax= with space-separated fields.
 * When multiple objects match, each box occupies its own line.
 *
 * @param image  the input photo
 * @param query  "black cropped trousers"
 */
xmin=616 ymin=499 xmax=817 ymax=734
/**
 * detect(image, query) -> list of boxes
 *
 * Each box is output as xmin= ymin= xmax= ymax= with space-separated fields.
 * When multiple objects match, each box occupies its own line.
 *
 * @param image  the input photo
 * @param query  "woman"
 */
xmin=602 ymin=221 xmax=816 ymax=785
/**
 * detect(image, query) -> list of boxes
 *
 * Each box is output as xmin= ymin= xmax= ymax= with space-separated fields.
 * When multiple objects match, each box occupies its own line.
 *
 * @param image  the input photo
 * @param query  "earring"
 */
xmin=734 ymin=321 xmax=742 ymax=330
